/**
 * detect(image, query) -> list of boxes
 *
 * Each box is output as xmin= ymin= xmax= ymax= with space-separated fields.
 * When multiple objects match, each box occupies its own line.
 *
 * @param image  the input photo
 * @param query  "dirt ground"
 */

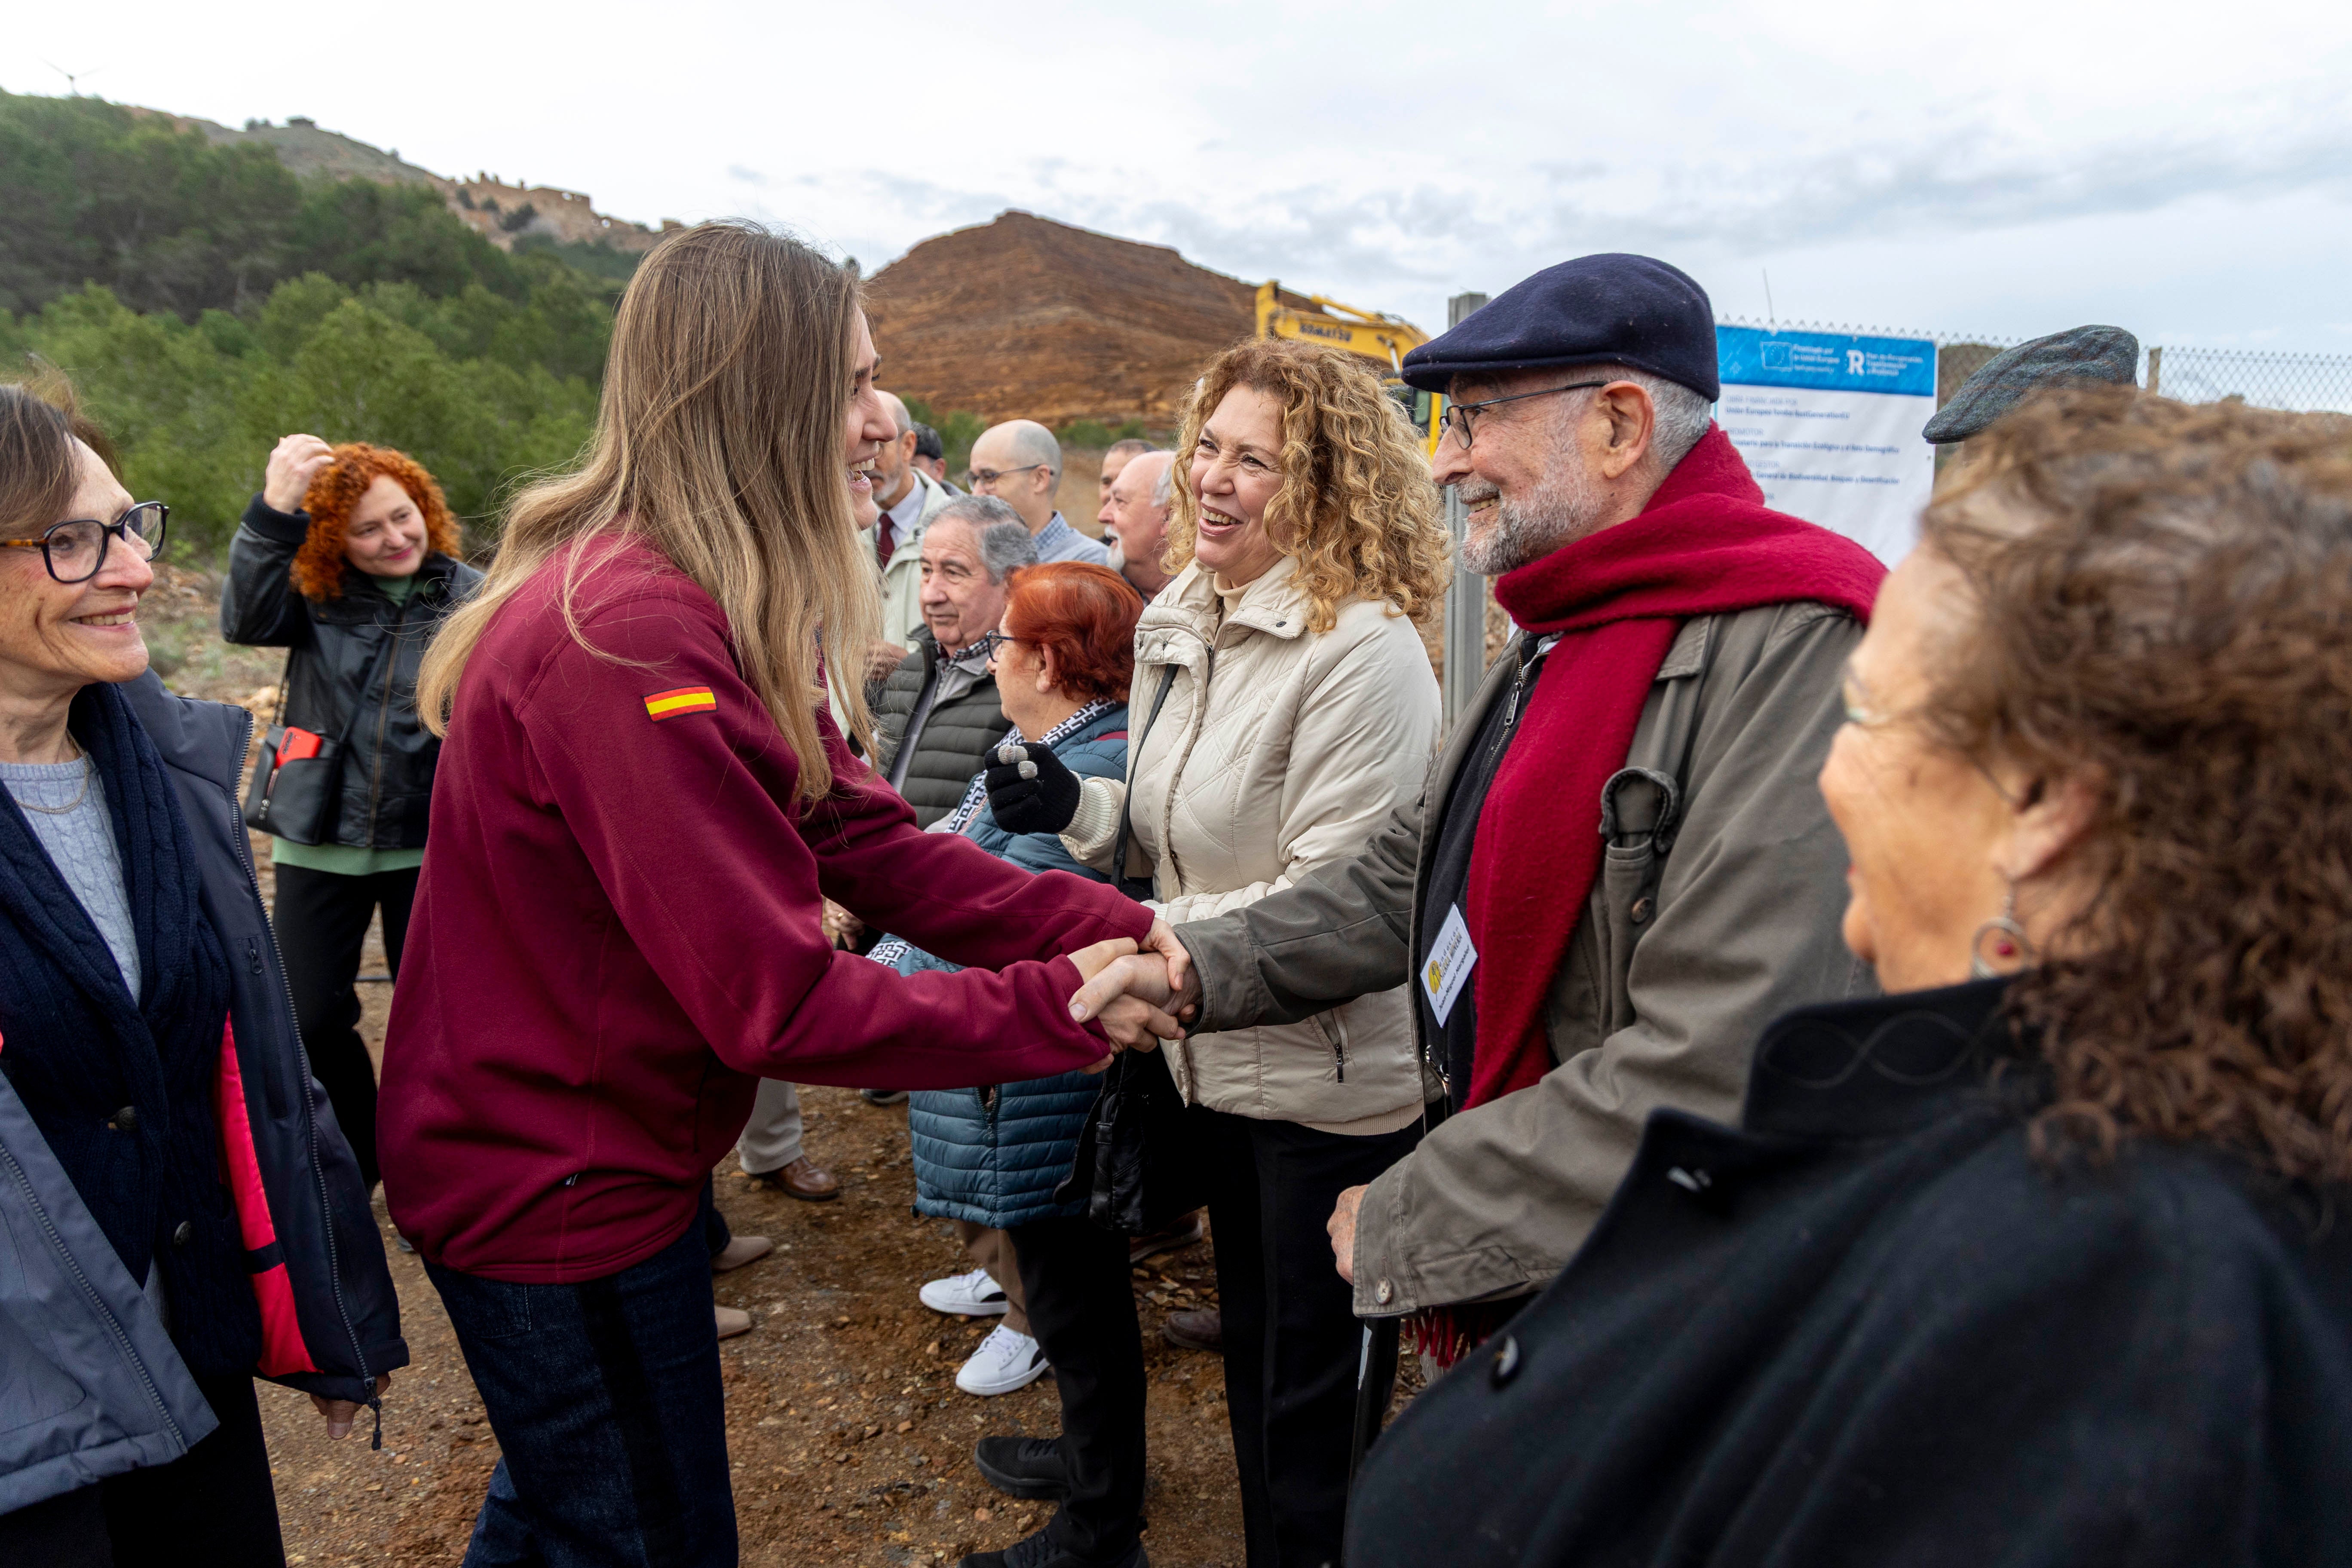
xmin=260 ymin=1076 xmax=1253 ymax=1568
xmin=136 ymin=567 xmax=1293 ymax=1565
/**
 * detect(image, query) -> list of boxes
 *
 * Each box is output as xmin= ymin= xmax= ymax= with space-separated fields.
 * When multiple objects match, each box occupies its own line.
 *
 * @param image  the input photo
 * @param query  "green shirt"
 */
xmin=270 ymin=572 xmax=426 ymax=877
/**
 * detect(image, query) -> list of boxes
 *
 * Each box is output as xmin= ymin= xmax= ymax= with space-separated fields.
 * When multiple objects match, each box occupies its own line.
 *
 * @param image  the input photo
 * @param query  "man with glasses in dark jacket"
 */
xmin=1070 ymin=254 xmax=1882 ymax=1360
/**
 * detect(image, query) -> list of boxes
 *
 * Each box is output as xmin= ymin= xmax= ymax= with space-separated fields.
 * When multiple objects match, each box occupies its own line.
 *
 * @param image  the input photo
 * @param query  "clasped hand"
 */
xmin=1063 ymin=921 xmax=1198 ymax=1067
xmin=1066 ymin=929 xmax=1362 ymax=1288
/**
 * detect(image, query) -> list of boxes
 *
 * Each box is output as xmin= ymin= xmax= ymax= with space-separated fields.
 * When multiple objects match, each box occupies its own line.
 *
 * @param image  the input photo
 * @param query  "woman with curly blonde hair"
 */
xmin=983 ymin=337 xmax=1449 ymax=1568
xmin=219 ymin=435 xmax=480 ymax=1197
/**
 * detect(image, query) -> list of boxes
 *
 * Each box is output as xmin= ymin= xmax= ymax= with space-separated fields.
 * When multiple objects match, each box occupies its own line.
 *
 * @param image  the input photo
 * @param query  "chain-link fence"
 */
xmin=1721 ymin=318 xmax=2352 ymax=417
xmin=2145 ymin=348 xmax=2352 ymax=415
xmin=1430 ymin=318 xmax=2352 ymax=716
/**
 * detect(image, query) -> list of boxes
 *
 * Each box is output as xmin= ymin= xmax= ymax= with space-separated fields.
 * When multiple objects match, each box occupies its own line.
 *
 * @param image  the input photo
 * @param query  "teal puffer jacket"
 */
xmin=903 ymin=705 xmax=1130 ymax=1229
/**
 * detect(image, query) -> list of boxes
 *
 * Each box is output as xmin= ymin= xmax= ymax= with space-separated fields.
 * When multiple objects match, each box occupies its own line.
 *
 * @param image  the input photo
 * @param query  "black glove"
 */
xmin=985 ymin=739 xmax=1083 ymax=835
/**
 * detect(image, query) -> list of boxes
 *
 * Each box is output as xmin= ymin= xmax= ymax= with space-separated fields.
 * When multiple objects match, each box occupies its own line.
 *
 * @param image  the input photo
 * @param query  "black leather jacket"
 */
xmin=219 ymin=495 xmax=484 ymax=851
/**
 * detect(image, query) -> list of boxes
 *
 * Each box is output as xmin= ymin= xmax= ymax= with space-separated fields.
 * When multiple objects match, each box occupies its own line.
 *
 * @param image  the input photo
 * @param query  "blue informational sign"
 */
xmin=1715 ymin=326 xmax=1939 ymax=564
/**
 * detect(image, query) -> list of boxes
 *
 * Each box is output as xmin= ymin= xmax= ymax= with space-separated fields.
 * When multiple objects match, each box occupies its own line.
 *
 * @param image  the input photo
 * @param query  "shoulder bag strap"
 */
xmin=1109 ymin=665 xmax=1179 ymax=897
xmin=270 ymin=649 xmax=294 ymax=736
xmin=1660 ymin=616 xmax=1725 ymax=855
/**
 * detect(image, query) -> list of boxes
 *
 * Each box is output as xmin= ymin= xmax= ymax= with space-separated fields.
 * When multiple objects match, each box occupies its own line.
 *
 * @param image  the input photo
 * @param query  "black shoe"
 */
xmin=1126 ymin=1212 xmax=1203 ymax=1267
xmin=860 ymin=1088 xmax=909 ymax=1106
xmin=957 ymin=1525 xmax=1145 ymax=1568
xmin=974 ymin=1435 xmax=1070 ymax=1501
xmin=1161 ymin=1307 xmax=1222 ymax=1355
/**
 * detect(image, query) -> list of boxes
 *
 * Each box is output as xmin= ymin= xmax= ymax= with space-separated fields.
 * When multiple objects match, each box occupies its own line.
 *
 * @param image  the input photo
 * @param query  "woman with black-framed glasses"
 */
xmin=0 ymin=498 xmax=169 ymax=581
xmin=0 ymin=382 xmax=405 ymax=1567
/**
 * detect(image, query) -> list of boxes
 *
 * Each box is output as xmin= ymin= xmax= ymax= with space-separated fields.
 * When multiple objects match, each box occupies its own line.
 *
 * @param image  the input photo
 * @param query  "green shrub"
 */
xmin=897 ymin=395 xmax=988 ymax=476
xmin=1055 ymin=416 xmax=1154 ymax=450
xmin=5 ymin=279 xmax=597 ymax=559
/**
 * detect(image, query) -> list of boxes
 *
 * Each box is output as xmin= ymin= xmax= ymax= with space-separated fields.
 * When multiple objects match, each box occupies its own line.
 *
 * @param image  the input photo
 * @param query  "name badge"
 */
xmin=1421 ymin=904 xmax=1477 ymax=1027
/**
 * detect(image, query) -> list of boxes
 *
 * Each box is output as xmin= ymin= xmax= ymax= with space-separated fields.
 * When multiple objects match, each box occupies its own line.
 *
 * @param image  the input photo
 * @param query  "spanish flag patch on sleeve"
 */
xmin=643 ymin=686 xmax=718 ymax=721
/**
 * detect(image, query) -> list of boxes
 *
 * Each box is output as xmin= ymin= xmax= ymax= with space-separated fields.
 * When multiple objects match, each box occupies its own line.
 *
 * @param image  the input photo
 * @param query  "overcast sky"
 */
xmin=9 ymin=0 xmax=2349 ymax=355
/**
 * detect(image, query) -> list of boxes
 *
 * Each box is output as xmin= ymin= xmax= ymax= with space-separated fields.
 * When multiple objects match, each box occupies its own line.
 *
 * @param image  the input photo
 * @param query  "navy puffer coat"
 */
xmin=903 ymin=705 xmax=1130 ymax=1229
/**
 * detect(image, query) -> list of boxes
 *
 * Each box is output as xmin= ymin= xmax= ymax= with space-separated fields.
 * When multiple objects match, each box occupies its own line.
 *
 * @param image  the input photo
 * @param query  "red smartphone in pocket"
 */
xmin=276 ymin=726 xmax=324 ymax=762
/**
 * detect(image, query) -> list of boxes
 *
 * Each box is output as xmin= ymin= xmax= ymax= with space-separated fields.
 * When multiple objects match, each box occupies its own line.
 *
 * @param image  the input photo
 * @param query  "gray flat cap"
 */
xmin=1923 ymin=325 xmax=2141 ymax=444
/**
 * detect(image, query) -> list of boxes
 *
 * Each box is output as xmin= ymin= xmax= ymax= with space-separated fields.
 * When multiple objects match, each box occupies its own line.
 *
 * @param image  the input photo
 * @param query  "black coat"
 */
xmin=1351 ymin=979 xmax=2352 ymax=1568
xmin=870 ymin=633 xmax=1011 ymax=828
xmin=218 ymin=495 xmax=482 ymax=850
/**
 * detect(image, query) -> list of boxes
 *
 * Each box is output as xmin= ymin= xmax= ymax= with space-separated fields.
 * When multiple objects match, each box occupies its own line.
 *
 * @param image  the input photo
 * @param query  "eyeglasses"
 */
xmin=2 ymin=502 xmax=169 ymax=584
xmin=974 ymin=630 xmax=1020 ymax=662
xmin=965 ymin=463 xmax=1048 ymax=488
xmin=1440 ymin=382 xmax=1608 ymax=450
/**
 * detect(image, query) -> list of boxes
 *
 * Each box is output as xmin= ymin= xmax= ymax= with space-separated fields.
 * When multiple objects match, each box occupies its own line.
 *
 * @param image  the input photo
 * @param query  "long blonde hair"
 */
xmin=416 ymin=221 xmax=881 ymax=802
xmin=1168 ymin=338 xmax=1450 ymax=633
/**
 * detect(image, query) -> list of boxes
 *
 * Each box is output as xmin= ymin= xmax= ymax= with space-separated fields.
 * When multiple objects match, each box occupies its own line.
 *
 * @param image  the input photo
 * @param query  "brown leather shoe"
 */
xmin=1128 ymin=1212 xmax=1204 ymax=1267
xmin=715 ymin=1305 xmax=755 ymax=1340
xmin=711 ymin=1235 xmax=774 ymax=1273
xmin=1163 ymin=1307 xmax=1222 ymax=1355
xmin=751 ymin=1155 xmax=839 ymax=1202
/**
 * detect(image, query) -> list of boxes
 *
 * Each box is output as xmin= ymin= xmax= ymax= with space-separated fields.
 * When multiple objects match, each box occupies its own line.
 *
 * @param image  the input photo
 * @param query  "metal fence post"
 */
xmin=1441 ymin=291 xmax=1490 ymax=729
xmin=1442 ymin=490 xmax=1484 ymax=726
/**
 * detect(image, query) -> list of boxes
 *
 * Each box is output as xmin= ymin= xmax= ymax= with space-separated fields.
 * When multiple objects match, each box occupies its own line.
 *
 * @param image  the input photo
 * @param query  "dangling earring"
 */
xmin=1969 ymin=882 xmax=2032 ymax=979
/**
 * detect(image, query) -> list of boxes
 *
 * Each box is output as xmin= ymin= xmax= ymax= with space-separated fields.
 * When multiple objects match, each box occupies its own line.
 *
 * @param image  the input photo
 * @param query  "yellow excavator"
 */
xmin=1255 ymin=281 xmax=1445 ymax=456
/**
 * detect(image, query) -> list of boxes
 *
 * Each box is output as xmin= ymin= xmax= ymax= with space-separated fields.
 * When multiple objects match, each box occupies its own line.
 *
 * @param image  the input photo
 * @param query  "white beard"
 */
xmin=1458 ymin=453 xmax=1610 ymax=576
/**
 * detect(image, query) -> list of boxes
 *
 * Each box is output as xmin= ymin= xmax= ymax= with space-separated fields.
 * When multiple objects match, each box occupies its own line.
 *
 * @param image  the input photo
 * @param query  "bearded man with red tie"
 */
xmin=867 ymin=389 xmax=957 ymax=680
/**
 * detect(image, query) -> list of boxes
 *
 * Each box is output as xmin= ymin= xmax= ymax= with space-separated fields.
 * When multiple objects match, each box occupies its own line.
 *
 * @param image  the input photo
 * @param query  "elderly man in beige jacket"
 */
xmin=1068 ymin=254 xmax=1879 ymax=1368
xmin=868 ymin=391 xmax=957 ymax=666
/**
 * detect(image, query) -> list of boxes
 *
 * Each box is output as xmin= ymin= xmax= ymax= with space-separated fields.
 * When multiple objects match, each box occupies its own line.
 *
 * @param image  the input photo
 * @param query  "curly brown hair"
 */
xmin=1920 ymin=386 xmax=2352 ymax=1183
xmin=1168 ymin=339 xmax=1450 ymax=633
xmin=291 ymin=443 xmax=461 ymax=600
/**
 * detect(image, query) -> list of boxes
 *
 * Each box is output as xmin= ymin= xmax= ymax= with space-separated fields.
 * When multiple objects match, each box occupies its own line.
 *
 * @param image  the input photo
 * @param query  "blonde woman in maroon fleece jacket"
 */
xmin=377 ymin=222 xmax=1187 ymax=1568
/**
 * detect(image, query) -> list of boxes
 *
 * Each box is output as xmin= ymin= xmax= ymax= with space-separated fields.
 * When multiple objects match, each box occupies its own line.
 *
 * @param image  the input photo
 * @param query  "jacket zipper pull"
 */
xmin=1501 ymin=636 xmax=1562 ymax=731
xmin=368 ymin=1382 xmax=384 ymax=1451
xmin=1502 ymin=665 xmax=1531 ymax=730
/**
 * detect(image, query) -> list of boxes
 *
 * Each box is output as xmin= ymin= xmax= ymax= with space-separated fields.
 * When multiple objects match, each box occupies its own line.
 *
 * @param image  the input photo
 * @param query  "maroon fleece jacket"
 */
xmin=379 ymin=539 xmax=1148 ymax=1281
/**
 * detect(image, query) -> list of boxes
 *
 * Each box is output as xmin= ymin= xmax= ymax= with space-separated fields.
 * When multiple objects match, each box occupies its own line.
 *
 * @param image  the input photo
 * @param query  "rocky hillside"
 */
xmin=864 ymin=211 xmax=1317 ymax=429
xmin=135 ymin=107 xmax=665 ymax=257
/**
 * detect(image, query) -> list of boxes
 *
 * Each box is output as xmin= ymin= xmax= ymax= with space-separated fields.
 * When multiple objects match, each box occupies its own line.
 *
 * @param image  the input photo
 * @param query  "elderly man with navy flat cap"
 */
xmin=1074 ymin=252 xmax=1886 ymax=1353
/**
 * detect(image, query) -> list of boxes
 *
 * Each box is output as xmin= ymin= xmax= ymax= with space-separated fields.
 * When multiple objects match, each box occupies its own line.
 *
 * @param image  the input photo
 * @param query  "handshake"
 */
xmin=1067 ymin=921 xmax=1202 ymax=1052
xmin=989 ymin=738 xmax=1204 ymax=1050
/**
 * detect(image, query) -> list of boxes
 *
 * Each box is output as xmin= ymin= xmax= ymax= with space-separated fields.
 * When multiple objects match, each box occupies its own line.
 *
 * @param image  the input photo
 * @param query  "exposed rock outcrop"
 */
xmin=864 ymin=211 xmax=1312 ymax=428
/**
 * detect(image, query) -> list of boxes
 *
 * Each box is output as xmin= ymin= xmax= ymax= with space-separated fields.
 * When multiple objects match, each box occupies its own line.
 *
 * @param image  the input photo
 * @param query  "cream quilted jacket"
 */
xmin=1064 ymin=556 xmax=1441 ymax=1128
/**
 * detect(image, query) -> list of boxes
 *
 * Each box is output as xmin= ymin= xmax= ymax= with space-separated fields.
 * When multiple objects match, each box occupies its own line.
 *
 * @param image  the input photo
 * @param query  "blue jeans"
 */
xmin=426 ymin=1217 xmax=735 ymax=1568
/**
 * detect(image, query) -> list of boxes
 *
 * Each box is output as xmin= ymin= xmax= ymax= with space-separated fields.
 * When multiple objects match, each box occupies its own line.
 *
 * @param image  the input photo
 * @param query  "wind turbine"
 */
xmin=43 ymin=60 xmax=103 ymax=96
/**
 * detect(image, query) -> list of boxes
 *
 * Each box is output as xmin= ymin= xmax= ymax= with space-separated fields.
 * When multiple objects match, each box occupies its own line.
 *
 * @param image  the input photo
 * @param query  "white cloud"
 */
xmin=4 ymin=0 xmax=2347 ymax=349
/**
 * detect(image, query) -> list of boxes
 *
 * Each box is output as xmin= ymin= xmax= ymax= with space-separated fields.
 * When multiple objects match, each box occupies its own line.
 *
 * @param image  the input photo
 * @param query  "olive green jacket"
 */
xmin=1176 ymin=600 xmax=1875 ymax=1317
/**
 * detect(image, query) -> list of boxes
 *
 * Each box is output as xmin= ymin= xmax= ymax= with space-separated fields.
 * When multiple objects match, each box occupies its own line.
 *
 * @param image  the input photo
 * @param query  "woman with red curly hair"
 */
xmin=219 ymin=434 xmax=481 ymax=1197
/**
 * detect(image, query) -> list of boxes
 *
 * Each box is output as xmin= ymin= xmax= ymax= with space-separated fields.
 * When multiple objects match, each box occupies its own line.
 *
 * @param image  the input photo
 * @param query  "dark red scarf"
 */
xmin=1464 ymin=425 xmax=1886 ymax=1108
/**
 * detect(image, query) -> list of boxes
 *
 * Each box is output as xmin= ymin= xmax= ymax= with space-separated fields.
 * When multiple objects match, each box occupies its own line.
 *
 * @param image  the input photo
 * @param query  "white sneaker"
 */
xmin=919 ymin=1266 xmax=1011 ymax=1317
xmin=956 ymin=1324 xmax=1048 ymax=1396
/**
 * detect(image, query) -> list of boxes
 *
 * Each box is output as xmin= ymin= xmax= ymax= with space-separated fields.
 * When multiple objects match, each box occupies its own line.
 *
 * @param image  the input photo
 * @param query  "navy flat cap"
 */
xmin=1923 ymin=325 xmax=2140 ymax=444
xmin=1401 ymin=253 xmax=1719 ymax=402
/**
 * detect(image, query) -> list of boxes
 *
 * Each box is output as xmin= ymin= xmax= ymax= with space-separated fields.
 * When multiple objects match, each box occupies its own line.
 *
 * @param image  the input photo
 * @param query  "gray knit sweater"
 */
xmin=1 ymin=755 xmax=139 ymax=997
